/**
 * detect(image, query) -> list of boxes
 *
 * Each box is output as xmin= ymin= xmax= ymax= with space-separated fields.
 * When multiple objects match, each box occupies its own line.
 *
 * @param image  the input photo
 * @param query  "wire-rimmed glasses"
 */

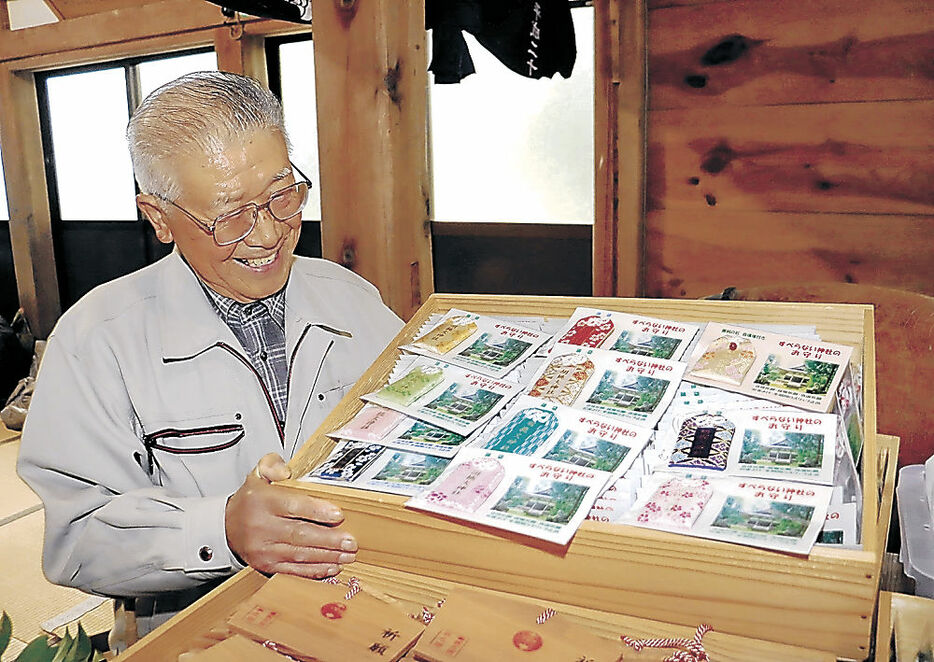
xmin=163 ymin=162 xmax=312 ymax=246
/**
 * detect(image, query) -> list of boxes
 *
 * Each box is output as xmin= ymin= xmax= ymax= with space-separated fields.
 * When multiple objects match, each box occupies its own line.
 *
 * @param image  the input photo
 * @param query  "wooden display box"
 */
xmin=129 ymin=295 xmax=897 ymax=661
xmin=274 ymin=295 xmax=896 ymax=660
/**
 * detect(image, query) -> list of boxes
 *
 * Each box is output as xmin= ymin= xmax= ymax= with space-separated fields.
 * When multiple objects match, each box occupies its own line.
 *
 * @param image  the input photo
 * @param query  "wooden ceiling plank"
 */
xmin=0 ymin=0 xmax=306 ymax=66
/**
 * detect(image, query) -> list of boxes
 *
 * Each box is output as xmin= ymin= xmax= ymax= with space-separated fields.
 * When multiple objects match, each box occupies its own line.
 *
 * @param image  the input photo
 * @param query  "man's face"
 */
xmin=140 ymin=129 xmax=301 ymax=302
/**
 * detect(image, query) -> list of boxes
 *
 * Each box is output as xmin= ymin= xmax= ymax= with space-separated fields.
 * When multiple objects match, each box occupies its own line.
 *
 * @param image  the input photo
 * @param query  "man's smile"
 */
xmin=234 ymin=249 xmax=280 ymax=270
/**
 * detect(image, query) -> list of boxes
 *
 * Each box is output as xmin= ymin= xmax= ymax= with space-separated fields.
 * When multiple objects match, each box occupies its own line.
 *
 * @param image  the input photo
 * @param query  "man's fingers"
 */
xmin=274 ymin=492 xmax=346 ymax=526
xmin=267 ymin=542 xmax=356 ymax=566
xmin=255 ymin=453 xmax=291 ymax=482
xmin=272 ymin=562 xmax=343 ymax=580
xmin=283 ymin=519 xmax=356 ymax=552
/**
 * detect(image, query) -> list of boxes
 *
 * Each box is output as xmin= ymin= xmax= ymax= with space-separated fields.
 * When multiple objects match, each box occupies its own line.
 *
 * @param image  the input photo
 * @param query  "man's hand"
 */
xmin=225 ymin=453 xmax=357 ymax=578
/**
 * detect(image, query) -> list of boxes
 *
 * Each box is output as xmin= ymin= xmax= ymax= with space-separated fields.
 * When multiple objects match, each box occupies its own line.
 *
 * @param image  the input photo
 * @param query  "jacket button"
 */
xmin=317 ymin=393 xmax=325 ymax=401
xmin=199 ymin=546 xmax=213 ymax=562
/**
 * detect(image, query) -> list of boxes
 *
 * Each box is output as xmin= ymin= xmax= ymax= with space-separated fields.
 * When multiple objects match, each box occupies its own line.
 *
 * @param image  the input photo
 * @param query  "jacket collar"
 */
xmin=158 ymin=251 xmax=240 ymax=360
xmin=158 ymin=251 xmax=352 ymax=360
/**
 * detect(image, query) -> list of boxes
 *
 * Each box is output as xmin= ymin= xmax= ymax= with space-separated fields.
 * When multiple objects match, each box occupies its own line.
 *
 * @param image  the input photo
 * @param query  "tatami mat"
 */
xmin=0 ymin=440 xmax=41 ymax=524
xmin=1 ymin=636 xmax=27 ymax=662
xmin=0 ymin=468 xmax=114 ymax=651
xmin=0 ymin=422 xmax=19 ymax=445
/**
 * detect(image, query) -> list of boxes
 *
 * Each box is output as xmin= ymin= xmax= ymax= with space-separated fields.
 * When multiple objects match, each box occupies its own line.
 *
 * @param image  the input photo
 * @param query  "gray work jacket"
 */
xmin=17 ymin=251 xmax=402 ymax=624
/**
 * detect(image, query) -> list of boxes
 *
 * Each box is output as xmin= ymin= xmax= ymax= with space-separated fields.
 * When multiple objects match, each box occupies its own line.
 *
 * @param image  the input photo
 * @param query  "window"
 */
xmin=274 ymin=39 xmax=323 ymax=221
xmin=45 ymin=68 xmax=138 ymax=220
xmin=430 ymin=6 xmax=595 ymax=224
xmin=39 ymin=49 xmax=217 ymax=222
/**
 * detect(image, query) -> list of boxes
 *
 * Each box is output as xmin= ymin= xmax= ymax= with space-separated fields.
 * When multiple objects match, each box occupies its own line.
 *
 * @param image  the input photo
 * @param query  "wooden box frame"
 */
xmin=130 ymin=295 xmax=896 ymax=661
xmin=274 ymin=295 xmax=893 ymax=659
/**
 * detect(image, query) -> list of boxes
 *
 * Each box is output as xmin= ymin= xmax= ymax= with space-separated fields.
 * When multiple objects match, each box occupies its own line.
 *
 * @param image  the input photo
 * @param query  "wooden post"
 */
xmin=214 ymin=22 xmax=268 ymax=86
xmin=0 ymin=66 xmax=61 ymax=337
xmin=593 ymin=0 xmax=646 ymax=298
xmin=0 ymin=0 xmax=10 ymax=31
xmin=310 ymin=0 xmax=432 ymax=321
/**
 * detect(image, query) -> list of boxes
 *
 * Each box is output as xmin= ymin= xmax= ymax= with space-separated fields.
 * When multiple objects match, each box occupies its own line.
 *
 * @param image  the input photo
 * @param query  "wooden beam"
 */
xmin=592 ymin=0 xmax=618 ymax=297
xmin=311 ymin=0 xmax=433 ymax=321
xmin=593 ymin=0 xmax=647 ymax=298
xmin=617 ymin=0 xmax=647 ymax=297
xmin=0 ymin=0 xmax=304 ymax=67
xmin=214 ymin=25 xmax=268 ymax=86
xmin=0 ymin=66 xmax=61 ymax=337
xmin=45 ymin=0 xmax=153 ymax=20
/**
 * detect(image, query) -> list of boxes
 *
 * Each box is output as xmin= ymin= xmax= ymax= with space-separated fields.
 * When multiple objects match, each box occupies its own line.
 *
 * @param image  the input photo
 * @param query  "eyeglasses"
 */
xmin=162 ymin=162 xmax=312 ymax=247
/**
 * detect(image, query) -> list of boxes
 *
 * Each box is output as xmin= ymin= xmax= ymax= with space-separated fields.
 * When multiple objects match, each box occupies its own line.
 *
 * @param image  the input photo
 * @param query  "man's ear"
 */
xmin=137 ymin=194 xmax=174 ymax=244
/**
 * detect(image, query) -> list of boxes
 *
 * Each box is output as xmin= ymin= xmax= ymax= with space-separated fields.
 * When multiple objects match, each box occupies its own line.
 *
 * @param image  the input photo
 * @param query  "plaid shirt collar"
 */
xmin=200 ymin=283 xmax=288 ymax=332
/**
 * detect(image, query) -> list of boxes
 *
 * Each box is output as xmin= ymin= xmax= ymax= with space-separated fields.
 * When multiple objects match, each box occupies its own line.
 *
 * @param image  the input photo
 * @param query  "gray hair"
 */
xmin=127 ymin=70 xmax=289 ymax=200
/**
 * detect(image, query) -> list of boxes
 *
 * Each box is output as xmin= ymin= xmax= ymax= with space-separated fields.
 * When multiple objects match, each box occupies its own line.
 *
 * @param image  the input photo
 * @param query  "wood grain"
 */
xmin=213 ymin=28 xmax=268 ymax=87
xmin=649 ymin=0 xmax=934 ymax=108
xmin=0 ymin=0 xmax=304 ymax=67
xmin=594 ymin=0 xmax=647 ymax=297
xmin=648 ymin=101 xmax=934 ymax=215
xmin=42 ymin=0 xmax=157 ymax=20
xmin=125 ymin=563 xmax=841 ymax=662
xmin=645 ymin=209 xmax=934 ymax=299
xmin=311 ymin=0 xmax=433 ymax=321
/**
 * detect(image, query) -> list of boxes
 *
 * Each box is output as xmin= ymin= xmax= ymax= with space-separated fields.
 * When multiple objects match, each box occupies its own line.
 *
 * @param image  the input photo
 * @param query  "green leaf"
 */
xmin=14 ymin=635 xmax=55 ymax=662
xmin=50 ymin=631 xmax=75 ymax=662
xmin=0 ymin=612 xmax=12 ymax=657
xmin=72 ymin=625 xmax=92 ymax=662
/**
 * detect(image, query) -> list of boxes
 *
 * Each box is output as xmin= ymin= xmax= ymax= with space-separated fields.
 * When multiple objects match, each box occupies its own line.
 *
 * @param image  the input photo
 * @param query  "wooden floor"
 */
xmin=0 ymin=425 xmax=113 ymax=661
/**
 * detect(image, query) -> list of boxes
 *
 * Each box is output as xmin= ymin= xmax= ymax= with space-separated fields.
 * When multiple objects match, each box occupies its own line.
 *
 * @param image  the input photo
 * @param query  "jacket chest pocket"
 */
xmin=140 ymin=413 xmax=247 ymax=493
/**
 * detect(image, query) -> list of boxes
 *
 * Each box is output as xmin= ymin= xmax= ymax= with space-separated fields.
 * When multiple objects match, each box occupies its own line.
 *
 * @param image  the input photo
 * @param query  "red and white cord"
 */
xmin=621 ymin=623 xmax=713 ymax=662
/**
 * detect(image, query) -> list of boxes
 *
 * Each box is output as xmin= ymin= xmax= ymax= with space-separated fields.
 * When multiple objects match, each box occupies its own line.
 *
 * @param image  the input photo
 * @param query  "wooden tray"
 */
xmin=132 ymin=295 xmax=897 ymax=660
xmin=124 ymin=562 xmax=844 ymax=661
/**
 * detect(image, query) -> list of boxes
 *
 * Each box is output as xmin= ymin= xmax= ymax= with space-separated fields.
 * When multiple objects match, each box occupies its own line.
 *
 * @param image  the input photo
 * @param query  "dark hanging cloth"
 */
xmin=205 ymin=1 xmax=311 ymax=23
xmin=426 ymin=0 xmax=576 ymax=84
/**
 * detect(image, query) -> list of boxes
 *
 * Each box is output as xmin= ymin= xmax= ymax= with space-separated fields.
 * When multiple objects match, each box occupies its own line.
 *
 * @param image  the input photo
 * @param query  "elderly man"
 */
xmin=17 ymin=71 xmax=402 ymax=646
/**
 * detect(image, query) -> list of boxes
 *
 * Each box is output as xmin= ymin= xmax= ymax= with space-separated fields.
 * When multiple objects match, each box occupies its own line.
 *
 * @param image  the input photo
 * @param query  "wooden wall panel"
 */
xmin=644 ymin=0 xmax=934 ymax=301
xmin=648 ymin=0 xmax=725 ymax=8
xmin=648 ymin=101 xmax=934 ymax=216
xmin=650 ymin=0 xmax=934 ymax=109
xmin=645 ymin=209 xmax=934 ymax=298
